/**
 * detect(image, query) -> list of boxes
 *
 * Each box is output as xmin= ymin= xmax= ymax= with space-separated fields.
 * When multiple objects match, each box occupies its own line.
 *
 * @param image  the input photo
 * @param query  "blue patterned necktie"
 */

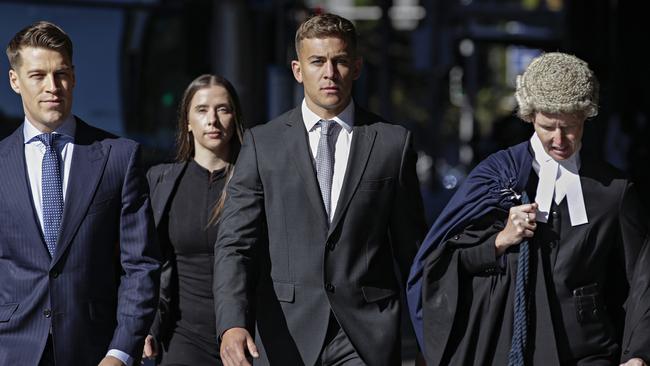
xmin=508 ymin=191 xmax=532 ymax=366
xmin=315 ymin=120 xmax=340 ymax=220
xmin=37 ymin=133 xmax=63 ymax=257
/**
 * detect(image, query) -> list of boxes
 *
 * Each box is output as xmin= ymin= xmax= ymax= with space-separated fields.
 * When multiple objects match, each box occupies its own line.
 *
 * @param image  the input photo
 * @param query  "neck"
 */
xmin=193 ymin=146 xmax=229 ymax=172
xmin=305 ymin=98 xmax=351 ymax=120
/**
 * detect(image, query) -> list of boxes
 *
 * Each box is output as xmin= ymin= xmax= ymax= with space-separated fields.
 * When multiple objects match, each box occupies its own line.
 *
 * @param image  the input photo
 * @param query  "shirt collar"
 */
xmin=23 ymin=115 xmax=76 ymax=144
xmin=301 ymin=99 xmax=355 ymax=133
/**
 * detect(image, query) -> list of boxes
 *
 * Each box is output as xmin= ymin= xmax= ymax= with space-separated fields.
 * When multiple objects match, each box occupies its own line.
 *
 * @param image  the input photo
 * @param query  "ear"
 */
xmin=352 ymin=56 xmax=363 ymax=81
xmin=8 ymin=69 xmax=20 ymax=94
xmin=291 ymin=60 xmax=303 ymax=84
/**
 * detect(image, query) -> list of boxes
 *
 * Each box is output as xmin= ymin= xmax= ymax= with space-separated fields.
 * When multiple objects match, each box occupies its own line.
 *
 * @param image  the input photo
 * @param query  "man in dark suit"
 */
xmin=215 ymin=13 xmax=426 ymax=366
xmin=0 ymin=22 xmax=160 ymax=366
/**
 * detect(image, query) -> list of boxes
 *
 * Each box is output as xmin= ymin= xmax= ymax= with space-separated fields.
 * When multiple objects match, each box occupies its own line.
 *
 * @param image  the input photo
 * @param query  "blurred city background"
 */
xmin=1 ymin=0 xmax=649 ymax=364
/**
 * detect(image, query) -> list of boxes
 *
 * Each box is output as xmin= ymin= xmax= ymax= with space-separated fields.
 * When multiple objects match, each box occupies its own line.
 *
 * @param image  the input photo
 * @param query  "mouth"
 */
xmin=204 ymin=131 xmax=222 ymax=139
xmin=42 ymin=100 xmax=63 ymax=106
xmin=321 ymin=86 xmax=340 ymax=93
xmin=550 ymin=145 xmax=572 ymax=158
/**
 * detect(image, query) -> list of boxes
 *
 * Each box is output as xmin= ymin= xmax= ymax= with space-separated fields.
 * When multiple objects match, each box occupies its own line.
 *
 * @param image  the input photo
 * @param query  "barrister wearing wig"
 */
xmin=408 ymin=53 xmax=650 ymax=366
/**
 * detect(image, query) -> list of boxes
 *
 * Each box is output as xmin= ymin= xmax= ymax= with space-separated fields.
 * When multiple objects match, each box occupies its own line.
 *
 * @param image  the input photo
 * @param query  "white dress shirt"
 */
xmin=530 ymin=133 xmax=588 ymax=226
xmin=23 ymin=116 xmax=132 ymax=366
xmin=302 ymin=99 xmax=354 ymax=222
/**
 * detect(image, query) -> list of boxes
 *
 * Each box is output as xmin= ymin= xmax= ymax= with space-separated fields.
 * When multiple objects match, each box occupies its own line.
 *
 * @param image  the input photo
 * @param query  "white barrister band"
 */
xmin=530 ymin=133 xmax=588 ymax=226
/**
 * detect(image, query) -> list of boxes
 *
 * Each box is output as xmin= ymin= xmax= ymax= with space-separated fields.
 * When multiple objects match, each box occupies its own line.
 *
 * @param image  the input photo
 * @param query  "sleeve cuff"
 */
xmin=106 ymin=349 xmax=131 ymax=366
xmin=458 ymin=232 xmax=503 ymax=275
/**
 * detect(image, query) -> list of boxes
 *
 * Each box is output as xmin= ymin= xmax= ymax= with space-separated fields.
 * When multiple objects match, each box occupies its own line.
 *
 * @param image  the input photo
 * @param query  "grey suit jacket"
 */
xmin=214 ymin=106 xmax=426 ymax=366
xmin=0 ymin=119 xmax=161 ymax=365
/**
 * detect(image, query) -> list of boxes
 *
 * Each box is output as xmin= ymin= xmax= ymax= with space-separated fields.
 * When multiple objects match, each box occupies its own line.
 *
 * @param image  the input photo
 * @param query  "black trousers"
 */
xmin=39 ymin=335 xmax=55 ymax=366
xmin=316 ymin=315 xmax=366 ymax=366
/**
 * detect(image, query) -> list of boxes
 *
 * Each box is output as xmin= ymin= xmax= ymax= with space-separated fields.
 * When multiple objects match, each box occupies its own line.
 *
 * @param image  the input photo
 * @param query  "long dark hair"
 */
xmin=175 ymin=74 xmax=245 ymax=225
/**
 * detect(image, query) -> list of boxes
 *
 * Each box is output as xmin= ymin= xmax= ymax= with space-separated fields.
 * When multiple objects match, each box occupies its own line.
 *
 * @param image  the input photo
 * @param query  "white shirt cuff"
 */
xmin=106 ymin=349 xmax=131 ymax=366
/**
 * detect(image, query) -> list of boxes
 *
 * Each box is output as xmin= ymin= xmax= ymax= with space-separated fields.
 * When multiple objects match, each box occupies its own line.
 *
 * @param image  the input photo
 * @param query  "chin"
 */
xmin=551 ymin=152 xmax=573 ymax=160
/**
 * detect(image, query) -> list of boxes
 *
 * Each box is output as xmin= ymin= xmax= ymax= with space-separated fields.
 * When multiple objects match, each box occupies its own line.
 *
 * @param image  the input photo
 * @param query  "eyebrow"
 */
xmin=26 ymin=65 xmax=73 ymax=74
xmin=307 ymin=53 xmax=350 ymax=60
xmin=194 ymin=103 xmax=230 ymax=109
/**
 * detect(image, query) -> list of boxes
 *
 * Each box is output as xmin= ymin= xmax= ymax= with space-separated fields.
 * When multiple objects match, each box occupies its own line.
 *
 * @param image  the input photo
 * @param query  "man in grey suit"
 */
xmin=0 ymin=22 xmax=160 ymax=365
xmin=215 ymin=13 xmax=426 ymax=366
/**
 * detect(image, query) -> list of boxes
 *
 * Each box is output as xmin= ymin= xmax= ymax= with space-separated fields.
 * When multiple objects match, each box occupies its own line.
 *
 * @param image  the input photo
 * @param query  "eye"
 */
xmin=196 ymin=107 xmax=208 ymax=113
xmin=311 ymin=59 xmax=324 ymax=65
xmin=217 ymin=106 xmax=232 ymax=113
xmin=30 ymin=73 xmax=45 ymax=80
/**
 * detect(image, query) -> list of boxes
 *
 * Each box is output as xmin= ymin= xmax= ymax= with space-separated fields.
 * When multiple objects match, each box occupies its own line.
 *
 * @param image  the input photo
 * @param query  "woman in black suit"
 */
xmin=142 ymin=74 xmax=245 ymax=365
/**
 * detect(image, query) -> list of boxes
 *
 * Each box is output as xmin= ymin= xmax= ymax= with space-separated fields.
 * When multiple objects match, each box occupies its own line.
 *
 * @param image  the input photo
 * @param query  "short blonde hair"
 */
xmin=6 ymin=21 xmax=73 ymax=69
xmin=515 ymin=52 xmax=599 ymax=122
xmin=295 ymin=13 xmax=357 ymax=56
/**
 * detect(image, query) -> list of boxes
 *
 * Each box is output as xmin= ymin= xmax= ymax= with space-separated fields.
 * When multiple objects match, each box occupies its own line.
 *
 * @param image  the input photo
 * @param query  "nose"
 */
xmin=44 ymin=74 xmax=59 ymax=93
xmin=207 ymin=109 xmax=219 ymax=126
xmin=324 ymin=60 xmax=335 ymax=79
xmin=551 ymin=129 xmax=565 ymax=146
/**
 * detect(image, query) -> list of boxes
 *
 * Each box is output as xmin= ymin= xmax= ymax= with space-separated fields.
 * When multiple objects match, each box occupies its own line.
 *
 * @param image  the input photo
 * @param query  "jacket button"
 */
xmin=327 ymin=241 xmax=335 ymax=251
xmin=549 ymin=241 xmax=557 ymax=249
xmin=325 ymin=283 xmax=335 ymax=292
xmin=551 ymin=211 xmax=558 ymax=218
xmin=453 ymin=235 xmax=461 ymax=240
xmin=43 ymin=309 xmax=52 ymax=318
xmin=50 ymin=270 xmax=59 ymax=279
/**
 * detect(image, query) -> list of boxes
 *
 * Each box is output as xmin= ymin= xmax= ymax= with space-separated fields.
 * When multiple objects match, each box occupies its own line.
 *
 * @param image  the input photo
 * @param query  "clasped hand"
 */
xmin=495 ymin=203 xmax=538 ymax=256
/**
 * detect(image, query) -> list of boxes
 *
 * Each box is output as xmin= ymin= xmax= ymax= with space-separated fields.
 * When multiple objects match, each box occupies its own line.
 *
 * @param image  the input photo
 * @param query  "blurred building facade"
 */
xmin=1 ymin=0 xmax=648 ymax=206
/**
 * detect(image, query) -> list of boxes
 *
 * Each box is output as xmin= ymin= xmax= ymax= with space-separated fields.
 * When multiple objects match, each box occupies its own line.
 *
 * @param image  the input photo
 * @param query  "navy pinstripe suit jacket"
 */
xmin=0 ymin=119 xmax=161 ymax=365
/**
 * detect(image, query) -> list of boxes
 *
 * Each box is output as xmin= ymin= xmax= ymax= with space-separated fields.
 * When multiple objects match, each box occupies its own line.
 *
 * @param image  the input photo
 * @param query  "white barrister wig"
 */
xmin=515 ymin=52 xmax=599 ymax=122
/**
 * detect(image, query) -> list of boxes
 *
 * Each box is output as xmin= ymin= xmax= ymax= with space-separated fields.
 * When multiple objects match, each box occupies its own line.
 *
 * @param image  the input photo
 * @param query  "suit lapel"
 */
xmin=151 ymin=163 xmax=187 ymax=226
xmin=0 ymin=126 xmax=50 ymax=260
xmin=53 ymin=121 xmax=109 ymax=265
xmin=284 ymin=108 xmax=329 ymax=230
xmin=329 ymin=108 xmax=376 ymax=236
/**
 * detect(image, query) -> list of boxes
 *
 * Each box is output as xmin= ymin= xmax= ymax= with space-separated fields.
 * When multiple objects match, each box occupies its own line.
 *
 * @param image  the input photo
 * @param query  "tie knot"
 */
xmin=319 ymin=120 xmax=339 ymax=136
xmin=36 ymin=133 xmax=60 ymax=147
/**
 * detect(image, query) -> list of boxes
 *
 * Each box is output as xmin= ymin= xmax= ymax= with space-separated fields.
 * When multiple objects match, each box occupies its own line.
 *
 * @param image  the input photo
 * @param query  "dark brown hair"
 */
xmin=6 ymin=21 xmax=73 ymax=69
xmin=295 ymin=13 xmax=357 ymax=56
xmin=175 ymin=74 xmax=245 ymax=225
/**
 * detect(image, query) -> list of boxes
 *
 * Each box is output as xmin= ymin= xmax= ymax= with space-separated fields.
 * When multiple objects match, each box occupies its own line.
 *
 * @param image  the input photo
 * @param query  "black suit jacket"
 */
xmin=146 ymin=162 xmax=188 ymax=348
xmin=214 ymin=106 xmax=426 ymax=366
xmin=0 ymin=119 xmax=160 ymax=365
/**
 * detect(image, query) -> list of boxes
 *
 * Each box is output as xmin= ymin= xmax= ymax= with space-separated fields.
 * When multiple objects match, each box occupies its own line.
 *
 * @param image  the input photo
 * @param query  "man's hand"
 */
xmin=495 ymin=203 xmax=538 ymax=255
xmin=621 ymin=358 xmax=647 ymax=366
xmin=142 ymin=335 xmax=158 ymax=360
xmin=221 ymin=327 xmax=259 ymax=366
xmin=98 ymin=356 xmax=124 ymax=366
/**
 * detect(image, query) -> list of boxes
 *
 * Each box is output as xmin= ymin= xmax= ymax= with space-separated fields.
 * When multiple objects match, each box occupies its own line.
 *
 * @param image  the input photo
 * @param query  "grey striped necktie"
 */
xmin=315 ymin=120 xmax=340 ymax=219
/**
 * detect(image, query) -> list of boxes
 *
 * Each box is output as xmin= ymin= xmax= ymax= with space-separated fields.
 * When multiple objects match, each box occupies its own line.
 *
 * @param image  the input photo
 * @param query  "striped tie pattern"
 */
xmin=315 ymin=120 xmax=340 ymax=219
xmin=37 ymin=133 xmax=63 ymax=257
